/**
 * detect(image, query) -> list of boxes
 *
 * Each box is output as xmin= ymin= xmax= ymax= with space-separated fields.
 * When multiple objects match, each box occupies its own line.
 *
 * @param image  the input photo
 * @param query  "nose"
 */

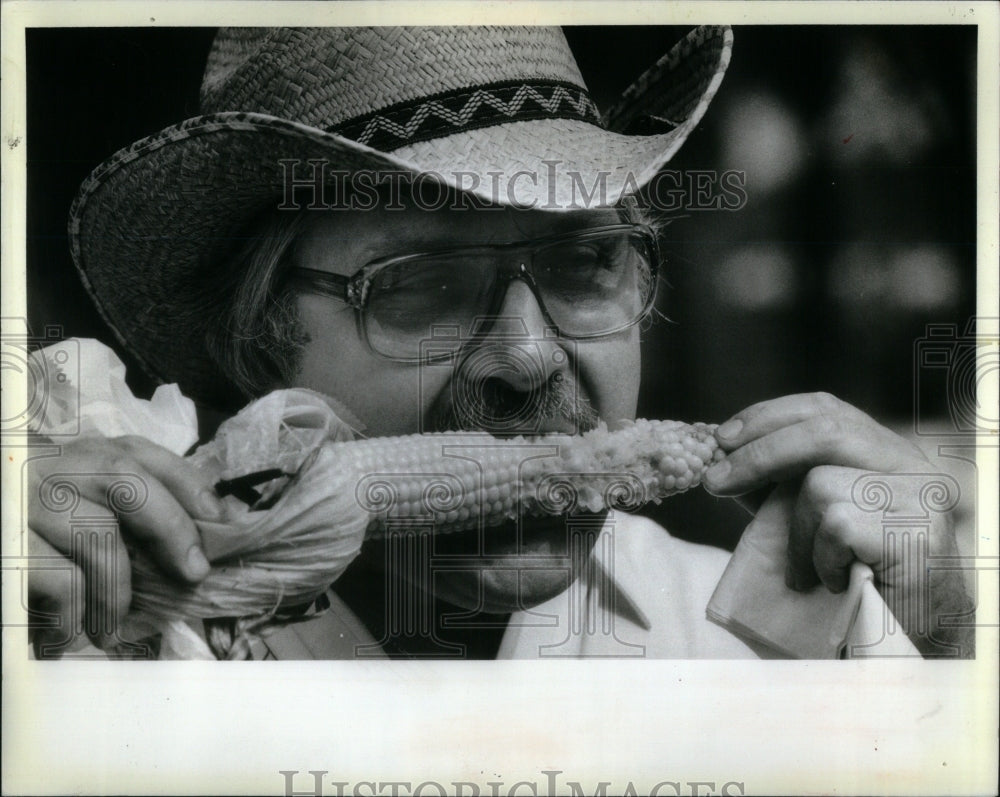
xmin=471 ymin=279 xmax=570 ymax=393
xmin=444 ymin=277 xmax=584 ymax=435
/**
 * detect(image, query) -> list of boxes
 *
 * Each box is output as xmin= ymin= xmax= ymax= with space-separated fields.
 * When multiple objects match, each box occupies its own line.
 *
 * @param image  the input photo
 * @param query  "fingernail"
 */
xmin=705 ymin=460 xmax=730 ymax=486
xmin=186 ymin=544 xmax=211 ymax=578
xmin=197 ymin=491 xmax=224 ymax=521
xmin=716 ymin=418 xmax=743 ymax=440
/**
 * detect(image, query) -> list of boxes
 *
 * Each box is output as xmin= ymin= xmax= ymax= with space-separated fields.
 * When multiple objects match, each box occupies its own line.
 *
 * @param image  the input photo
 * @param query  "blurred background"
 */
xmin=26 ymin=26 xmax=977 ymax=550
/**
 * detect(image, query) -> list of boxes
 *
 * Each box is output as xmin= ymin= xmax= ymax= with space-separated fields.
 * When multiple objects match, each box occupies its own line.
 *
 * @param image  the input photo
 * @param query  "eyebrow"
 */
xmin=297 ymin=206 xmax=634 ymax=272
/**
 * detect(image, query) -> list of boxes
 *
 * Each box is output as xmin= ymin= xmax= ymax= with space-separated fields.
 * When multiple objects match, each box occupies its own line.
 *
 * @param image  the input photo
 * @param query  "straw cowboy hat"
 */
xmin=69 ymin=25 xmax=733 ymax=408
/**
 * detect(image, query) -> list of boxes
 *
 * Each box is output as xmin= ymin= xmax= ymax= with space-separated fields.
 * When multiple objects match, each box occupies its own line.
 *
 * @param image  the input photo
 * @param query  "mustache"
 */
xmin=428 ymin=371 xmax=600 ymax=435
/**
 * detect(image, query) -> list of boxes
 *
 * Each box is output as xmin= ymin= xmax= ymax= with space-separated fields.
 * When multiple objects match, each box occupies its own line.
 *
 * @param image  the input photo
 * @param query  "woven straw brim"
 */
xmin=70 ymin=28 xmax=731 ymax=409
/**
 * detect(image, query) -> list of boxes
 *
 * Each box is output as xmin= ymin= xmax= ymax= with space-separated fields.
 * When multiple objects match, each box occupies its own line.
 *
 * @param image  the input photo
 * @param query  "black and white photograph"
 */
xmin=3 ymin=2 xmax=997 ymax=795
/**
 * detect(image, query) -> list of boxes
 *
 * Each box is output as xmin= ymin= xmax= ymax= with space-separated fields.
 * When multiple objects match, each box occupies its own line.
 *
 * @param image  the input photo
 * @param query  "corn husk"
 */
xmin=129 ymin=389 xmax=365 ymax=622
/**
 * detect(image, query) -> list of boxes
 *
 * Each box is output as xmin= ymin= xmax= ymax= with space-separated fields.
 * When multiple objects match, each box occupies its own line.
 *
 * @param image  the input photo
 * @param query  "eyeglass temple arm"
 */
xmin=289 ymin=267 xmax=356 ymax=304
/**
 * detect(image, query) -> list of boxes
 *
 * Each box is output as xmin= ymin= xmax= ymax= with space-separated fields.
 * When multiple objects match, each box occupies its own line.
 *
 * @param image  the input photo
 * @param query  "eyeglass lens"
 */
xmin=363 ymin=229 xmax=655 ymax=359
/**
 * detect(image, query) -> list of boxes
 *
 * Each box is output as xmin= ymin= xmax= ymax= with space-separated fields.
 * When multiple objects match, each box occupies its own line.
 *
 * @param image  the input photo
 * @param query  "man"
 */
xmin=27 ymin=26 xmax=973 ymax=659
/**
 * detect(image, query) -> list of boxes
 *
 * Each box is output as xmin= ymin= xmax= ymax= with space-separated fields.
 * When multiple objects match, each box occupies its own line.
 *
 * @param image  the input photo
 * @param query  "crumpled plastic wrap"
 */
xmin=29 ymin=339 xmax=369 ymax=659
xmin=129 ymin=388 xmax=369 ymax=623
xmin=29 ymin=338 xmax=198 ymax=454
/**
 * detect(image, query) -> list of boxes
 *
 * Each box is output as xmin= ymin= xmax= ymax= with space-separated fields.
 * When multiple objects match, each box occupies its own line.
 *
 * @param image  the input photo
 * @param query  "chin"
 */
xmin=422 ymin=512 xmax=608 ymax=613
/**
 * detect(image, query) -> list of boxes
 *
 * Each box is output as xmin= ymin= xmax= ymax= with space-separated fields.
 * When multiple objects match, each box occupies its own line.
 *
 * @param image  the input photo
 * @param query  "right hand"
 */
xmin=26 ymin=434 xmax=225 ymax=657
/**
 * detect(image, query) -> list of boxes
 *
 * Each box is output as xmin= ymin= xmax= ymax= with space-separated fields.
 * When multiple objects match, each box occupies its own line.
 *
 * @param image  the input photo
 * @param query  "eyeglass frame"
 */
xmin=287 ymin=222 xmax=661 ymax=363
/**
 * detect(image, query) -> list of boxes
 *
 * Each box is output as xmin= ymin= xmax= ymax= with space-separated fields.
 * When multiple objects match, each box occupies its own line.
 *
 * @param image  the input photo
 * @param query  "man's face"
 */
xmin=290 ymin=198 xmax=644 ymax=612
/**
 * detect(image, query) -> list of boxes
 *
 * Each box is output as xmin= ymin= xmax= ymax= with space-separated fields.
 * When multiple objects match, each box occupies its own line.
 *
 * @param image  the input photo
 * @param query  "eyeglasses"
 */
xmin=288 ymin=223 xmax=660 ymax=362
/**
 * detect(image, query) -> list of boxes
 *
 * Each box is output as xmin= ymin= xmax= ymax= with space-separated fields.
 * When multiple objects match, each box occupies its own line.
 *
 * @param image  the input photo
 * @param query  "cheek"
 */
xmin=579 ymin=330 xmax=641 ymax=425
xmin=292 ymin=296 xmax=449 ymax=436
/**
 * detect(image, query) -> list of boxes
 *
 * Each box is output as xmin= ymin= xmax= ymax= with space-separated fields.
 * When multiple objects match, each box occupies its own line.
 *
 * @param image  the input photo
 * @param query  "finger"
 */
xmin=27 ymin=529 xmax=86 ymax=658
xmin=786 ymin=466 xmax=874 ymax=593
xmin=28 ymin=525 xmax=135 ymax=655
xmin=703 ymin=462 xmax=774 ymax=512
xmin=729 ymin=485 xmax=775 ymax=516
xmin=27 ymin=491 xmax=133 ymax=632
xmin=715 ymin=393 xmax=926 ymax=465
xmin=30 ymin=456 xmax=209 ymax=584
xmin=704 ymin=415 xmax=922 ymax=496
xmin=111 ymin=436 xmax=225 ymax=523
xmin=30 ymin=517 xmax=138 ymax=652
xmin=714 ymin=392 xmax=870 ymax=451
xmin=811 ymin=503 xmax=860 ymax=594
xmin=786 ymin=474 xmax=822 ymax=591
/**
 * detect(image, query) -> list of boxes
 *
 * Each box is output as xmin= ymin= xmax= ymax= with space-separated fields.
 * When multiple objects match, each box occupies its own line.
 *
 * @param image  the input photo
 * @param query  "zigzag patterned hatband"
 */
xmin=333 ymin=79 xmax=603 ymax=151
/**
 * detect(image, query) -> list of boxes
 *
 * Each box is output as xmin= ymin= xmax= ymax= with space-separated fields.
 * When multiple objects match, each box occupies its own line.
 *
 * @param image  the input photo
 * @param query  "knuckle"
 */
xmin=159 ymin=509 xmax=195 ymax=543
xmin=738 ymin=400 xmax=766 ymax=421
xmin=801 ymin=467 xmax=827 ymax=499
xmin=71 ymin=435 xmax=118 ymax=460
xmin=812 ymin=391 xmax=843 ymax=416
xmin=811 ymin=413 xmax=842 ymax=443
xmin=903 ymin=440 xmax=930 ymax=465
xmin=132 ymin=513 xmax=194 ymax=568
xmin=107 ymin=452 xmax=140 ymax=477
xmin=801 ymin=465 xmax=840 ymax=503
xmin=822 ymin=503 xmax=855 ymax=536
xmin=113 ymin=434 xmax=149 ymax=452
xmin=744 ymin=436 xmax=773 ymax=470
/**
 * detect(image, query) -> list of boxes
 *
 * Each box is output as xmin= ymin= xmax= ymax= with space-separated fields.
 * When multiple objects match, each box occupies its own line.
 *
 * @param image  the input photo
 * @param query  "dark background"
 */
xmin=25 ymin=26 xmax=977 ymax=549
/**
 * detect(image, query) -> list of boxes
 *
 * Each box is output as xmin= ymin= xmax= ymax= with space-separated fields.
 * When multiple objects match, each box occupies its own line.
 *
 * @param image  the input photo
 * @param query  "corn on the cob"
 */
xmin=344 ymin=419 xmax=724 ymax=536
xmin=129 ymin=413 xmax=724 ymax=628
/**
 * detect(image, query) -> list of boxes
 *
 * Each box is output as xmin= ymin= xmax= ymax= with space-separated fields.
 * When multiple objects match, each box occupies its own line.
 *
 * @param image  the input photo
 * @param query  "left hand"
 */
xmin=703 ymin=392 xmax=974 ymax=657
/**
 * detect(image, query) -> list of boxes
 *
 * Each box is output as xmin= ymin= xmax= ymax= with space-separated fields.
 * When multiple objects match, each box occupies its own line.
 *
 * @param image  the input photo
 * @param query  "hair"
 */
xmin=617 ymin=197 xmax=669 ymax=328
xmin=626 ymin=197 xmax=677 ymax=330
xmin=202 ymin=208 xmax=311 ymax=402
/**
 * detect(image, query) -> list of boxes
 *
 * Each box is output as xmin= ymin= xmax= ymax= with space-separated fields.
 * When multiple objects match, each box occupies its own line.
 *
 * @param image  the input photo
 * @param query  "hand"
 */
xmin=703 ymin=392 xmax=974 ymax=658
xmin=26 ymin=435 xmax=224 ymax=657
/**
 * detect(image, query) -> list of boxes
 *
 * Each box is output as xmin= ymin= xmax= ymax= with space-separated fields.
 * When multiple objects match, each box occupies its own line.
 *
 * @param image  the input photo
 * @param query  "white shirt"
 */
xmin=498 ymin=512 xmax=759 ymax=659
